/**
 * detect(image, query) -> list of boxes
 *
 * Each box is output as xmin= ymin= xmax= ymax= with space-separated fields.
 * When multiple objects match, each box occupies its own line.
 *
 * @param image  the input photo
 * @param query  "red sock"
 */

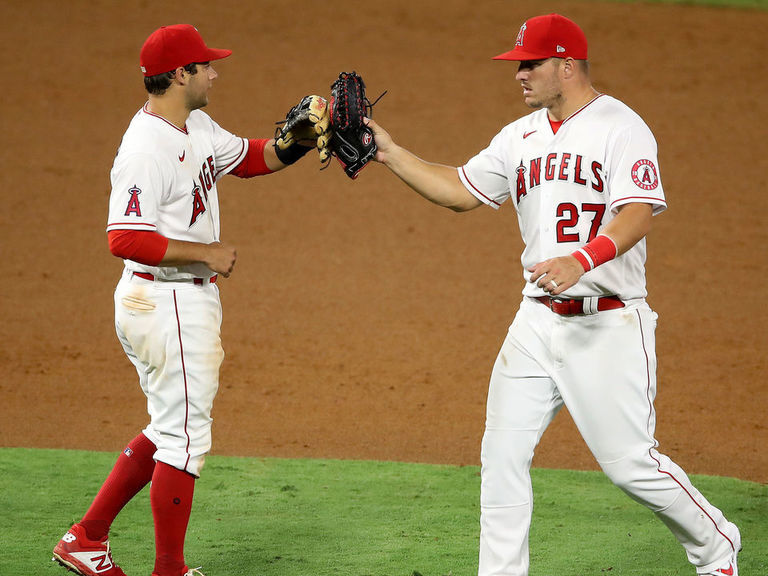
xmin=151 ymin=461 xmax=195 ymax=576
xmin=80 ymin=433 xmax=157 ymax=541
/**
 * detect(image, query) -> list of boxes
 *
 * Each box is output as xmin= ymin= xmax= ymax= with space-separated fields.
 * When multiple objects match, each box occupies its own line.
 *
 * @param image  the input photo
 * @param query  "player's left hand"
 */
xmin=274 ymin=95 xmax=331 ymax=163
xmin=528 ymin=255 xmax=584 ymax=296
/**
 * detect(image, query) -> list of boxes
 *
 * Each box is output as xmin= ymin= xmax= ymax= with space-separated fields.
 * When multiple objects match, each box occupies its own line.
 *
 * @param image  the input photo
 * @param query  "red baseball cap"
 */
xmin=140 ymin=24 xmax=232 ymax=77
xmin=493 ymin=14 xmax=588 ymax=61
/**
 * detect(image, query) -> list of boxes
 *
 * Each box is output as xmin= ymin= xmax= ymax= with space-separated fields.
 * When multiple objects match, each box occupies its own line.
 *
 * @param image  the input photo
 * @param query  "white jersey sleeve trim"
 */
xmin=458 ymin=166 xmax=502 ymax=210
xmin=611 ymin=195 xmax=667 ymax=215
xmin=106 ymin=221 xmax=158 ymax=232
xmin=215 ymin=138 xmax=248 ymax=179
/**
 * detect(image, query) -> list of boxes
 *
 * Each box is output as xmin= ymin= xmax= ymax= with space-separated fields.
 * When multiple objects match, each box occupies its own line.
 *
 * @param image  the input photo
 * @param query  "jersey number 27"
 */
xmin=556 ymin=202 xmax=606 ymax=243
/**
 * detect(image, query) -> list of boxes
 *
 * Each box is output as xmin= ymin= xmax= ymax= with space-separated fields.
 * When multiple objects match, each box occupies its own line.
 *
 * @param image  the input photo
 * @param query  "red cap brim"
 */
xmin=205 ymin=48 xmax=232 ymax=62
xmin=492 ymin=48 xmax=549 ymax=61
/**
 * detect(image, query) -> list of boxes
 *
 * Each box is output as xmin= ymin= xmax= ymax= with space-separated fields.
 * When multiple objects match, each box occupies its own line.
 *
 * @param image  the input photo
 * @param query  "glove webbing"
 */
xmin=335 ymin=73 xmax=386 ymax=130
xmin=335 ymin=74 xmax=363 ymax=131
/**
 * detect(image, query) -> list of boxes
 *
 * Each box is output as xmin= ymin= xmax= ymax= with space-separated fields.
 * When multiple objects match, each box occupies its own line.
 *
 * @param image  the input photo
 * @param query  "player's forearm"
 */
xmin=383 ymin=145 xmax=480 ymax=212
xmin=568 ymin=203 xmax=652 ymax=275
xmin=161 ymin=239 xmax=237 ymax=277
xmin=600 ymin=203 xmax=653 ymax=255
xmin=159 ymin=239 xmax=212 ymax=266
xmin=157 ymin=239 xmax=200 ymax=266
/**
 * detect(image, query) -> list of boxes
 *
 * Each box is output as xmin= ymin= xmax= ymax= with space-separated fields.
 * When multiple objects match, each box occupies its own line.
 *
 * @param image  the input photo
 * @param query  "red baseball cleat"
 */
xmin=52 ymin=524 xmax=127 ymax=576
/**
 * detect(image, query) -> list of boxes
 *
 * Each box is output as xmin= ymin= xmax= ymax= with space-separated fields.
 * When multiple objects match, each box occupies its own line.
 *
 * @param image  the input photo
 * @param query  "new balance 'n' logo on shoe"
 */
xmin=52 ymin=524 xmax=127 ymax=576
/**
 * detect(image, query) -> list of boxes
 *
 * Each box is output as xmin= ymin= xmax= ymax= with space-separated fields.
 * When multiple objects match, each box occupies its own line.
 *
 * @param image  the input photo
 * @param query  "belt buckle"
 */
xmin=549 ymin=297 xmax=565 ymax=313
xmin=552 ymin=297 xmax=582 ymax=315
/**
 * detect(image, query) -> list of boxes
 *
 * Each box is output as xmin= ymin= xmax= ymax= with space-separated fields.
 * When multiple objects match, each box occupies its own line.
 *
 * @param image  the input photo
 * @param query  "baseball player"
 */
xmin=365 ymin=13 xmax=741 ymax=576
xmin=52 ymin=24 xmax=328 ymax=576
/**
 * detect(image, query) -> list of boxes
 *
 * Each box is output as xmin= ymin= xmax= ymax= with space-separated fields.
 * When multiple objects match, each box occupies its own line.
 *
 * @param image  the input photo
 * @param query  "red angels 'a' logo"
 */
xmin=362 ymin=132 xmax=372 ymax=146
xmin=189 ymin=184 xmax=206 ymax=227
xmin=515 ymin=161 xmax=528 ymax=203
xmin=124 ymin=186 xmax=142 ymax=217
xmin=516 ymin=22 xmax=527 ymax=47
xmin=631 ymin=159 xmax=659 ymax=191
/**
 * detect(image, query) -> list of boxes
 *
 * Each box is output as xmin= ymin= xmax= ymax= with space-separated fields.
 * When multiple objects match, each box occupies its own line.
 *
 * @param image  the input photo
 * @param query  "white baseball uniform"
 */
xmin=459 ymin=95 xmax=740 ymax=575
xmin=106 ymin=104 xmax=248 ymax=477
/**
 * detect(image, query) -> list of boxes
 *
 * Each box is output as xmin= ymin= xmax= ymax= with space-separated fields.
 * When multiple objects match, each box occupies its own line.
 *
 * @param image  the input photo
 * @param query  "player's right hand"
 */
xmin=205 ymin=241 xmax=237 ymax=277
xmin=363 ymin=117 xmax=392 ymax=163
xmin=528 ymin=255 xmax=584 ymax=296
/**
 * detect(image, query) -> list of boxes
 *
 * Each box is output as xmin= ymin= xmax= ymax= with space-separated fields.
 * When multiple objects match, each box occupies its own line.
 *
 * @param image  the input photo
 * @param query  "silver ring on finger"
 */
xmin=549 ymin=279 xmax=558 ymax=289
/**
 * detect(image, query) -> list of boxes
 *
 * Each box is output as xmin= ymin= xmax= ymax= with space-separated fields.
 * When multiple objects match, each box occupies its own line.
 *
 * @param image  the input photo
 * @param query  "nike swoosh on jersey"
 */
xmin=523 ymin=131 xmax=537 ymax=139
xmin=179 ymin=150 xmax=186 ymax=162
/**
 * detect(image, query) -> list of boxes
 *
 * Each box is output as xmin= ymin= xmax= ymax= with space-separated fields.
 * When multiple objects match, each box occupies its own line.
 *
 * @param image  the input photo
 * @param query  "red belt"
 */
xmin=132 ymin=271 xmax=217 ymax=286
xmin=535 ymin=295 xmax=624 ymax=315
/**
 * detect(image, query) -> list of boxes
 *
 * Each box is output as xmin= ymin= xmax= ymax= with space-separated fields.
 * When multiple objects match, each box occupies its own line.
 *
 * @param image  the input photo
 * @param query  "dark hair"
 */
xmin=144 ymin=62 xmax=199 ymax=95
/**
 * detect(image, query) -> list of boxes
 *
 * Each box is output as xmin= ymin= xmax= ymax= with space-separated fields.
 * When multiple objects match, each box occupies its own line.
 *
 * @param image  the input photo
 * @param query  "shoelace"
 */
xmin=185 ymin=567 xmax=206 ymax=576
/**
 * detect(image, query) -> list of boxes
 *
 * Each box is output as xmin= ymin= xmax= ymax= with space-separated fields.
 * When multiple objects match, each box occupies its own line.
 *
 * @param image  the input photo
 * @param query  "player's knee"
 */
xmin=600 ymin=458 xmax=644 ymax=499
xmin=480 ymin=428 xmax=537 ymax=507
xmin=599 ymin=449 xmax=683 ymax=510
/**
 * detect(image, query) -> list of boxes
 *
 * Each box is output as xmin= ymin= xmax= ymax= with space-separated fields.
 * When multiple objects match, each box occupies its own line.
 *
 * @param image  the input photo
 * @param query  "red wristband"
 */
xmin=571 ymin=234 xmax=618 ymax=272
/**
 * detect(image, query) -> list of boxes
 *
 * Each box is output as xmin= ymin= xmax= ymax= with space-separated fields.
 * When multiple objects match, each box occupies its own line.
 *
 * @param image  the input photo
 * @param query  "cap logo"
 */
xmin=515 ymin=22 xmax=527 ymax=47
xmin=556 ymin=45 xmax=566 ymax=53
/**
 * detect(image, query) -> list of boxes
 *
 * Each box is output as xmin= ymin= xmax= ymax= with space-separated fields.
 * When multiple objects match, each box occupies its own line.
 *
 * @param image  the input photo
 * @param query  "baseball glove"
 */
xmin=274 ymin=95 xmax=331 ymax=165
xmin=329 ymin=72 xmax=384 ymax=179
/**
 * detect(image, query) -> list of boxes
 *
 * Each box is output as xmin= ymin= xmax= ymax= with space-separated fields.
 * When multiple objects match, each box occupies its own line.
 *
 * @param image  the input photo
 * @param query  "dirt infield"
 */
xmin=2 ymin=1 xmax=766 ymax=483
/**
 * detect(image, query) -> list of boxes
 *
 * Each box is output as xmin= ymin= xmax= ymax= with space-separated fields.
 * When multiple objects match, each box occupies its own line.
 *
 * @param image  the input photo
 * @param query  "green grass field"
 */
xmin=2 ymin=448 xmax=765 ymax=576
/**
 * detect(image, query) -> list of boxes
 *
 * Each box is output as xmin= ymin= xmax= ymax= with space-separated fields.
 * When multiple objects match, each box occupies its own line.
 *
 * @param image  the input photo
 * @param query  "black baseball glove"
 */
xmin=274 ymin=95 xmax=331 ymax=165
xmin=328 ymin=72 xmax=384 ymax=179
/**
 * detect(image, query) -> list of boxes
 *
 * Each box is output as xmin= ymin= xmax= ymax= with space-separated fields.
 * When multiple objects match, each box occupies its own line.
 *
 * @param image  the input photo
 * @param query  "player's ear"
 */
xmin=172 ymin=67 xmax=186 ymax=84
xmin=561 ymin=58 xmax=577 ymax=79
